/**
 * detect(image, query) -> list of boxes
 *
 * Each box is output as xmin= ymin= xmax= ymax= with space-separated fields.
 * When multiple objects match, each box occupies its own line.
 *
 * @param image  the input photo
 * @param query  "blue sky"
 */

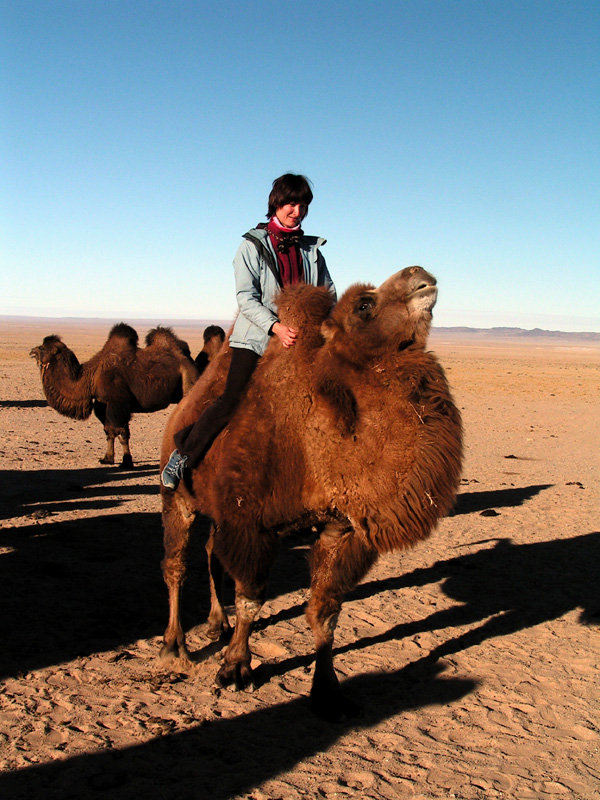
xmin=2 ymin=0 xmax=599 ymax=330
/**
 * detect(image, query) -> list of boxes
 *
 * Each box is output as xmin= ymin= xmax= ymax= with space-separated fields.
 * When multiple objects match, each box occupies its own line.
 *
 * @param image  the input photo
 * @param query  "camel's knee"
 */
xmin=306 ymin=603 xmax=340 ymax=649
xmin=311 ymin=526 xmax=377 ymax=597
xmin=235 ymin=592 xmax=263 ymax=624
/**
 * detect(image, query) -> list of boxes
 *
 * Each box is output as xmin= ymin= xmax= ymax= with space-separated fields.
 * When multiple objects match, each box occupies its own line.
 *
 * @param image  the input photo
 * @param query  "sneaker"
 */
xmin=161 ymin=449 xmax=188 ymax=490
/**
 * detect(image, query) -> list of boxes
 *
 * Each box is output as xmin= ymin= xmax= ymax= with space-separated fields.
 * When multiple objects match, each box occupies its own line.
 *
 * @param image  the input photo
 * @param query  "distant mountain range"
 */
xmin=431 ymin=326 xmax=600 ymax=341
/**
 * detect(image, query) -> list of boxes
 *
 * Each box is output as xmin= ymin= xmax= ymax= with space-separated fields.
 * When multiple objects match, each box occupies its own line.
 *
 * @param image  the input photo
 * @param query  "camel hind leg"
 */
xmin=116 ymin=424 xmax=133 ymax=469
xmin=105 ymin=403 xmax=133 ymax=468
xmin=212 ymin=525 xmax=278 ymax=691
xmin=160 ymin=490 xmax=196 ymax=665
xmin=94 ymin=401 xmax=133 ymax=467
xmin=306 ymin=520 xmax=377 ymax=722
xmin=206 ymin=526 xmax=232 ymax=641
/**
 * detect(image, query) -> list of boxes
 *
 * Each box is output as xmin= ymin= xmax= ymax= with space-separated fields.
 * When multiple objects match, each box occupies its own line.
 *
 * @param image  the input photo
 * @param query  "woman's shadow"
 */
xmin=335 ymin=530 xmax=600 ymax=667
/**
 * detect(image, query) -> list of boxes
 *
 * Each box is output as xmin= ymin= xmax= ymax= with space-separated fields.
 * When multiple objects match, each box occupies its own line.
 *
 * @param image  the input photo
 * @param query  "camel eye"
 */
xmin=356 ymin=296 xmax=375 ymax=318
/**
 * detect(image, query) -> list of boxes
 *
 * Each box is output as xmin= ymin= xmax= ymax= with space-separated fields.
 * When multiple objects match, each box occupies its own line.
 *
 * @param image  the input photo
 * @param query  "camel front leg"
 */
xmin=206 ymin=526 xmax=231 ymax=641
xmin=93 ymin=403 xmax=116 ymax=465
xmin=102 ymin=404 xmax=133 ymax=468
xmin=160 ymin=491 xmax=196 ymax=665
xmin=99 ymin=430 xmax=116 ymax=465
xmin=306 ymin=521 xmax=377 ymax=722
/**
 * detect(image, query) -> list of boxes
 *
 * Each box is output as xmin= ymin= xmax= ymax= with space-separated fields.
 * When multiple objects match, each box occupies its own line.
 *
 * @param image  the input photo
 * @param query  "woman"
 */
xmin=161 ymin=173 xmax=336 ymax=490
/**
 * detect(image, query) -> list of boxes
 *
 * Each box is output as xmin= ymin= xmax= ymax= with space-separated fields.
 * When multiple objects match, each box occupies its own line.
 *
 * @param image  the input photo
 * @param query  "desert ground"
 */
xmin=0 ymin=318 xmax=598 ymax=800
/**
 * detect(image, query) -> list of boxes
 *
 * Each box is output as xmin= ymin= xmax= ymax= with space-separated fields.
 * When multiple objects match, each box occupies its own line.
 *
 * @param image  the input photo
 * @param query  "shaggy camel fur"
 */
xmin=160 ymin=267 xmax=463 ymax=720
xmin=30 ymin=323 xmax=199 ymax=468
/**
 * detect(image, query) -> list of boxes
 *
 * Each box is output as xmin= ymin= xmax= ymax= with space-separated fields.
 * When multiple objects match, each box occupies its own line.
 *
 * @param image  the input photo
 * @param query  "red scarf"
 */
xmin=265 ymin=218 xmax=304 ymax=286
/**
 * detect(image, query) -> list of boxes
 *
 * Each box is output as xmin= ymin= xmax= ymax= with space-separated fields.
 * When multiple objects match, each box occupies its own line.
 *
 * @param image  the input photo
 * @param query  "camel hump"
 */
xmin=107 ymin=323 xmax=139 ymax=349
xmin=276 ymin=284 xmax=334 ymax=331
xmin=145 ymin=326 xmax=192 ymax=357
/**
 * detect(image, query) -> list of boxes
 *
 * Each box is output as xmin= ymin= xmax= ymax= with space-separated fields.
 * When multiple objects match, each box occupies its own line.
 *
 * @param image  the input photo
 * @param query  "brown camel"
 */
xmin=194 ymin=324 xmax=226 ymax=375
xmin=160 ymin=267 xmax=463 ymax=720
xmin=30 ymin=323 xmax=199 ymax=468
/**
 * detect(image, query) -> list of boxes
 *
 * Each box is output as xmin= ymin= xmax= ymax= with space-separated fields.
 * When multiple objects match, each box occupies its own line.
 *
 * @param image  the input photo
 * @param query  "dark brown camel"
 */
xmin=30 ymin=323 xmax=199 ymax=468
xmin=194 ymin=325 xmax=226 ymax=375
xmin=160 ymin=267 xmax=463 ymax=720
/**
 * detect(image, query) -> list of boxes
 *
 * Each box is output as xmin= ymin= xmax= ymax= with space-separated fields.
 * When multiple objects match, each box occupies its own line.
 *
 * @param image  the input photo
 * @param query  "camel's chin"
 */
xmin=407 ymin=286 xmax=438 ymax=314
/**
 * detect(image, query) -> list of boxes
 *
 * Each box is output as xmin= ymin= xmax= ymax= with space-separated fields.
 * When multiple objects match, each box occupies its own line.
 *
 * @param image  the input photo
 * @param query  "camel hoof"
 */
xmin=119 ymin=456 xmax=134 ymax=470
xmin=206 ymin=619 xmax=231 ymax=642
xmin=159 ymin=641 xmax=192 ymax=666
xmin=216 ymin=662 xmax=256 ymax=692
xmin=99 ymin=456 xmax=115 ymax=465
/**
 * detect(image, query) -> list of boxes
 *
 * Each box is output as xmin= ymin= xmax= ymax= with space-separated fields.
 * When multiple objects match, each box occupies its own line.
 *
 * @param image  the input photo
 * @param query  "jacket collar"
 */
xmin=245 ymin=227 xmax=326 ymax=249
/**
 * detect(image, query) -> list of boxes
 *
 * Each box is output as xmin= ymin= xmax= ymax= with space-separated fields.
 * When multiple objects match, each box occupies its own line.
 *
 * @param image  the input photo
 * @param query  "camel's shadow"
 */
xmin=2 ymin=519 xmax=598 ymax=799
xmin=4 ymin=482 xmax=595 ymax=682
xmin=0 ymin=465 xmax=159 ymax=521
xmin=0 ymin=508 xmax=212 ymax=679
xmin=343 ymin=529 xmax=600 ymax=658
xmin=0 ymin=654 xmax=475 ymax=800
xmin=0 ymin=399 xmax=47 ymax=408
xmin=1 ymin=490 xmax=599 ymax=798
xmin=0 ymin=511 xmax=168 ymax=677
xmin=250 ymin=529 xmax=600 ymax=686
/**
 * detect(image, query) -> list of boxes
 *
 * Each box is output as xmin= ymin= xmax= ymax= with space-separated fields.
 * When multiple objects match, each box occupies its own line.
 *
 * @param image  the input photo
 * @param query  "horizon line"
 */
xmin=1 ymin=313 xmax=599 ymax=338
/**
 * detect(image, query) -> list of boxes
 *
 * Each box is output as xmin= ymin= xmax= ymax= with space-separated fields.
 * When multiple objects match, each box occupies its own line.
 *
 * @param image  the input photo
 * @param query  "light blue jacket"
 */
xmin=229 ymin=227 xmax=336 ymax=355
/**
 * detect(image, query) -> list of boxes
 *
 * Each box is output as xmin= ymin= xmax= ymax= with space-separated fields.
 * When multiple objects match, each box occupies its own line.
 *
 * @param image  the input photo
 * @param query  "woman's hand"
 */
xmin=272 ymin=322 xmax=298 ymax=348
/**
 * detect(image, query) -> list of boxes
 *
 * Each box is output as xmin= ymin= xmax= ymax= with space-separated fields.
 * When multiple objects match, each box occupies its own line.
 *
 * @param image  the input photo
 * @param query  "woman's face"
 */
xmin=275 ymin=203 xmax=308 ymax=228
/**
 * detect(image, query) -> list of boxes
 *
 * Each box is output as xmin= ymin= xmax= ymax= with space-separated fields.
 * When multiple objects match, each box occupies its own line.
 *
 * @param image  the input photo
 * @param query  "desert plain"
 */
xmin=0 ymin=317 xmax=598 ymax=800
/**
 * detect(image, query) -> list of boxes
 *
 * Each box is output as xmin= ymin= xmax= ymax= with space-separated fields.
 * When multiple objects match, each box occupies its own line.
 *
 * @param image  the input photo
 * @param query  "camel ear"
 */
xmin=316 ymin=378 xmax=358 ymax=437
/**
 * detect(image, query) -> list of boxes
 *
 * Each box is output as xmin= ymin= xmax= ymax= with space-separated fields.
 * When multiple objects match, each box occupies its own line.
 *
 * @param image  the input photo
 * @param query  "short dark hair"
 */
xmin=267 ymin=173 xmax=313 ymax=219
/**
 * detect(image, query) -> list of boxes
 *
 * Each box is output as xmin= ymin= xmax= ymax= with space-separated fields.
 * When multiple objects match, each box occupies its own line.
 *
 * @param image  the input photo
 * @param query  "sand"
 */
xmin=0 ymin=319 xmax=598 ymax=799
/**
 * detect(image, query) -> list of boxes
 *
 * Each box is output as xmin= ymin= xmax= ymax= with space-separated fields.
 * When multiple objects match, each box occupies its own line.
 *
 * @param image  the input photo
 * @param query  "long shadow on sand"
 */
xmin=252 ymin=529 xmax=600 ymax=689
xmin=252 ymin=482 xmax=556 ymax=634
xmin=0 ymin=655 xmax=474 ymax=799
xmin=0 ymin=399 xmax=47 ymax=408
xmin=339 ymin=529 xmax=600 ymax=658
xmin=0 ymin=510 xmax=214 ymax=678
xmin=1 ymin=485 xmax=598 ymax=797
xmin=0 ymin=466 xmax=158 ymax=521
xmin=2 ymin=530 xmax=599 ymax=799
xmin=0 ymin=512 xmax=164 ymax=676
xmin=0 ymin=483 xmax=564 ymax=677
xmin=452 ymin=484 xmax=553 ymax=515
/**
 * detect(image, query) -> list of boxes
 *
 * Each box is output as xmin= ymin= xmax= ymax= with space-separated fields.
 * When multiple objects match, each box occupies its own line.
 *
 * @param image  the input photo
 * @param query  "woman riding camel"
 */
xmin=161 ymin=173 xmax=336 ymax=490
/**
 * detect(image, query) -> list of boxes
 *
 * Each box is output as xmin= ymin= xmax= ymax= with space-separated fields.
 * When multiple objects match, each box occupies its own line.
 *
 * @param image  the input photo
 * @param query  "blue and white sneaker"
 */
xmin=161 ymin=449 xmax=188 ymax=490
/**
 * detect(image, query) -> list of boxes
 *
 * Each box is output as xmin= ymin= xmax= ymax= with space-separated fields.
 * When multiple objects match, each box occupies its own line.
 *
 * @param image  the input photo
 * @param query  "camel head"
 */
xmin=321 ymin=266 xmax=437 ymax=364
xmin=29 ymin=335 xmax=81 ymax=376
xmin=201 ymin=325 xmax=226 ymax=359
xmin=29 ymin=334 xmax=92 ymax=419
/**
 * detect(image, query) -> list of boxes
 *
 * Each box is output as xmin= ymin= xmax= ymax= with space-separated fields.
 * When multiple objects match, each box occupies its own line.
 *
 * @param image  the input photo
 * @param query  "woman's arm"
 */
xmin=233 ymin=240 xmax=279 ymax=334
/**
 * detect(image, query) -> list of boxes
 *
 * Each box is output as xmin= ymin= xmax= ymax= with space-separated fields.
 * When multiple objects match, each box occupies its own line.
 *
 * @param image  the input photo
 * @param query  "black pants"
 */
xmin=174 ymin=347 xmax=260 ymax=468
